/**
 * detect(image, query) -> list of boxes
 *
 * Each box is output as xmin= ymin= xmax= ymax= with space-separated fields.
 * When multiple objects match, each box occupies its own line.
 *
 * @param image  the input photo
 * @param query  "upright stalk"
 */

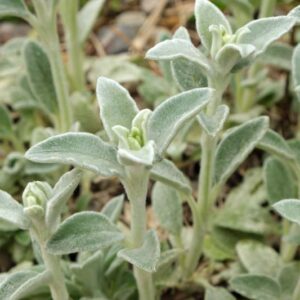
xmin=237 ymin=0 xmax=277 ymax=113
xmin=28 ymin=214 xmax=69 ymax=300
xmin=60 ymin=0 xmax=86 ymax=92
xmin=183 ymin=74 xmax=225 ymax=278
xmin=123 ymin=166 xmax=155 ymax=300
xmin=281 ymin=163 xmax=300 ymax=262
xmin=32 ymin=0 xmax=72 ymax=132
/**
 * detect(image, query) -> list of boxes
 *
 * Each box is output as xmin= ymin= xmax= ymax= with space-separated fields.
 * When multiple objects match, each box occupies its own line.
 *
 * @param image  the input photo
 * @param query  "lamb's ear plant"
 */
xmin=0 ymin=168 xmax=82 ymax=300
xmin=145 ymin=0 xmax=300 ymax=280
xmin=25 ymin=76 xmax=213 ymax=299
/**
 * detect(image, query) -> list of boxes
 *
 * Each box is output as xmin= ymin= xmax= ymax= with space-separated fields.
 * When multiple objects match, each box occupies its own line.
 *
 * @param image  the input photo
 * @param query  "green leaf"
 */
xmin=0 ymin=190 xmax=29 ymax=230
xmin=214 ymin=116 xmax=269 ymax=185
xmin=102 ymin=194 xmax=124 ymax=223
xmin=46 ymin=169 xmax=82 ymax=231
xmin=292 ymin=43 xmax=300 ymax=100
xmin=257 ymin=129 xmax=295 ymax=160
xmin=195 ymin=0 xmax=232 ymax=50
xmin=236 ymin=240 xmax=281 ymax=277
xmin=117 ymin=140 xmax=155 ymax=167
xmin=273 ymin=199 xmax=300 ymax=225
xmin=238 ymin=16 xmax=296 ymax=55
xmin=205 ymin=287 xmax=236 ymax=300
xmin=258 ymin=42 xmax=293 ymax=70
xmin=215 ymin=43 xmax=255 ymax=73
xmin=278 ymin=262 xmax=300 ymax=300
xmin=97 ymin=77 xmax=138 ymax=143
xmin=263 ymin=157 xmax=296 ymax=205
xmin=118 ymin=230 xmax=160 ymax=273
xmin=171 ymin=58 xmax=208 ymax=91
xmin=25 ymin=133 xmax=123 ymax=177
xmin=156 ymin=249 xmax=184 ymax=271
xmin=24 ymin=41 xmax=58 ymax=114
xmin=150 ymin=159 xmax=192 ymax=193
xmin=198 ymin=104 xmax=229 ymax=137
xmin=148 ymin=88 xmax=213 ymax=155
xmin=47 ymin=212 xmax=124 ymax=255
xmin=145 ymin=39 xmax=210 ymax=71
xmin=0 ymin=105 xmax=13 ymax=138
xmin=0 ymin=0 xmax=29 ymax=20
xmin=152 ymin=182 xmax=182 ymax=236
xmin=77 ymin=0 xmax=105 ymax=43
xmin=215 ymin=168 xmax=277 ymax=235
xmin=230 ymin=274 xmax=281 ymax=300
xmin=172 ymin=26 xmax=191 ymax=41
xmin=0 ymin=270 xmax=49 ymax=300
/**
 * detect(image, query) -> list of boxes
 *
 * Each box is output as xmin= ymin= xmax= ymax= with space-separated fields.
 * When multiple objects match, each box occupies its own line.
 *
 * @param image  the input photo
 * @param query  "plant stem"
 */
xmin=123 ymin=166 xmax=155 ymax=300
xmin=281 ymin=163 xmax=300 ymax=262
xmin=40 ymin=245 xmax=69 ymax=300
xmin=293 ymin=270 xmax=300 ymax=300
xmin=238 ymin=0 xmax=276 ymax=113
xmin=32 ymin=0 xmax=72 ymax=132
xmin=28 ymin=214 xmax=69 ymax=300
xmin=183 ymin=78 xmax=223 ymax=278
xmin=60 ymin=0 xmax=86 ymax=92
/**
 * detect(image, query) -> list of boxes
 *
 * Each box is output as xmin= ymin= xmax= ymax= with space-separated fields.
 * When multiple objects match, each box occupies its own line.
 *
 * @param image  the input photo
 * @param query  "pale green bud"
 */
xmin=22 ymin=181 xmax=52 ymax=209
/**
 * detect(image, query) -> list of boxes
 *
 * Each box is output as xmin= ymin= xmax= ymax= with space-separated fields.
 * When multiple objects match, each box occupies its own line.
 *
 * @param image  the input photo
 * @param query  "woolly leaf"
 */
xmin=215 ymin=43 xmax=255 ymax=73
xmin=47 ymin=212 xmax=124 ymax=254
xmin=0 ymin=270 xmax=50 ymax=300
xmin=145 ymin=39 xmax=210 ymax=71
xmin=78 ymin=0 xmax=105 ymax=43
xmin=118 ymin=230 xmax=160 ymax=273
xmin=24 ymin=41 xmax=58 ymax=114
xmin=150 ymin=159 xmax=192 ymax=193
xmin=236 ymin=240 xmax=281 ymax=277
xmin=273 ymin=199 xmax=300 ymax=225
xmin=148 ymin=88 xmax=213 ymax=155
xmin=117 ymin=141 xmax=155 ymax=167
xmin=25 ymin=133 xmax=123 ymax=177
xmin=102 ymin=194 xmax=124 ymax=223
xmin=264 ymin=158 xmax=296 ymax=205
xmin=46 ymin=169 xmax=82 ymax=230
xmin=292 ymin=44 xmax=300 ymax=100
xmin=205 ymin=287 xmax=236 ymax=300
xmin=258 ymin=42 xmax=293 ymax=70
xmin=214 ymin=117 xmax=269 ymax=185
xmin=238 ymin=16 xmax=296 ymax=55
xmin=0 ymin=0 xmax=29 ymax=19
xmin=152 ymin=182 xmax=182 ymax=236
xmin=258 ymin=129 xmax=295 ymax=160
xmin=97 ymin=77 xmax=138 ymax=143
xmin=171 ymin=58 xmax=208 ymax=91
xmin=0 ymin=190 xmax=29 ymax=230
xmin=195 ymin=0 xmax=232 ymax=50
xmin=198 ymin=105 xmax=229 ymax=137
xmin=230 ymin=274 xmax=281 ymax=300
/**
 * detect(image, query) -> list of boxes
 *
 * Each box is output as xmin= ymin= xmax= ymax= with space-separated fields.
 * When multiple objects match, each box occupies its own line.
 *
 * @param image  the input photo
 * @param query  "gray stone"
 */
xmin=97 ymin=11 xmax=146 ymax=54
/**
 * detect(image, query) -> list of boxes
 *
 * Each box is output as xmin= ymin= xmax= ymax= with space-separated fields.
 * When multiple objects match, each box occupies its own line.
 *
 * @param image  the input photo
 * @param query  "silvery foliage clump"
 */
xmin=23 ymin=76 xmax=213 ymax=300
xmin=1 ymin=1 xmax=300 ymax=300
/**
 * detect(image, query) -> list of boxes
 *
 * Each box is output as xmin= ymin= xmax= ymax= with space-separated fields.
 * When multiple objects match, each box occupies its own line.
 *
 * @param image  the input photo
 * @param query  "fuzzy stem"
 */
xmin=60 ymin=0 xmax=86 ymax=92
xmin=123 ymin=166 xmax=155 ymax=300
xmin=29 ymin=214 xmax=69 ymax=300
xmin=32 ymin=0 xmax=72 ymax=132
xmin=238 ymin=0 xmax=277 ymax=113
xmin=293 ymin=271 xmax=300 ymax=300
xmin=183 ymin=77 xmax=223 ymax=278
xmin=281 ymin=163 xmax=300 ymax=261
xmin=40 ymin=246 xmax=69 ymax=300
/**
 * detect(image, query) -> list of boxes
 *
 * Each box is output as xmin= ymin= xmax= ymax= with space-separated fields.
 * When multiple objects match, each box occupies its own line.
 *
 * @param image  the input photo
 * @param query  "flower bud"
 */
xmin=22 ymin=181 xmax=52 ymax=210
